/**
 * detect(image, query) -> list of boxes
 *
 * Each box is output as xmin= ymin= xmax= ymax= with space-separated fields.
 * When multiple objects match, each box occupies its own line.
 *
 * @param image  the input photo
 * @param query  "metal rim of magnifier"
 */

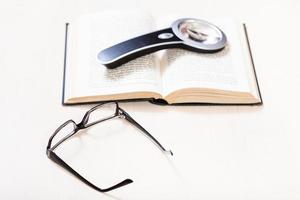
xmin=171 ymin=18 xmax=227 ymax=51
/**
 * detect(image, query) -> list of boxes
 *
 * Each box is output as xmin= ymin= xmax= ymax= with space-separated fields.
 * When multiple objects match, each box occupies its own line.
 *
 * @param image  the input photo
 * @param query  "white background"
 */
xmin=0 ymin=0 xmax=300 ymax=199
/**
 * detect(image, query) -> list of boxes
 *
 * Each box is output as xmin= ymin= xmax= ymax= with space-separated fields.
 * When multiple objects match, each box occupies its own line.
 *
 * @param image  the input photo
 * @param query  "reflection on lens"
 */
xmin=51 ymin=121 xmax=76 ymax=150
xmin=86 ymin=103 xmax=117 ymax=126
xmin=179 ymin=20 xmax=222 ymax=45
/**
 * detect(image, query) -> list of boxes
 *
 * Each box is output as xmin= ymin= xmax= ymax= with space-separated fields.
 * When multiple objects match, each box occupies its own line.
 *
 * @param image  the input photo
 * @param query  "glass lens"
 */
xmin=52 ymin=121 xmax=76 ymax=149
xmin=179 ymin=20 xmax=222 ymax=45
xmin=86 ymin=103 xmax=117 ymax=126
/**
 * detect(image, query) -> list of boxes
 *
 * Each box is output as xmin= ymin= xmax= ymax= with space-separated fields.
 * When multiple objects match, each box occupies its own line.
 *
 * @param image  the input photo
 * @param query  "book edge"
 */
xmin=243 ymin=23 xmax=263 ymax=105
xmin=62 ymin=23 xmax=69 ymax=106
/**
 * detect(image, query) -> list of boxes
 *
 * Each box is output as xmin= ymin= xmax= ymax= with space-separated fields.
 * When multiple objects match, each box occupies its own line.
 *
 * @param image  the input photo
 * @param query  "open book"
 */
xmin=63 ymin=11 xmax=262 ymax=105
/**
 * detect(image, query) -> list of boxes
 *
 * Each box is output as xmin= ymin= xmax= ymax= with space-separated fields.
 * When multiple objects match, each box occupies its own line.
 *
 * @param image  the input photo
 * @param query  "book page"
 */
xmin=67 ymin=10 xmax=162 ymax=100
xmin=159 ymin=18 xmax=253 ymax=96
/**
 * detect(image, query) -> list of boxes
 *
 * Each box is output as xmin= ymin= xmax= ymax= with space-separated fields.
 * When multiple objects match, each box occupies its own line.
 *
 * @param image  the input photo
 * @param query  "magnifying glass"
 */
xmin=98 ymin=18 xmax=227 ymax=69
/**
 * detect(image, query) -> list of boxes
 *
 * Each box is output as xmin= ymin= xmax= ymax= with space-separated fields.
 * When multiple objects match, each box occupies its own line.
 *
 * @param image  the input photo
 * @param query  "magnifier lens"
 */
xmin=179 ymin=20 xmax=222 ymax=45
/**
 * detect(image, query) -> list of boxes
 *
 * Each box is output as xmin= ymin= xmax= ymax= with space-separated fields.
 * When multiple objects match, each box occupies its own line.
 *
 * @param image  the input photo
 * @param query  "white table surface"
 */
xmin=1 ymin=0 xmax=300 ymax=199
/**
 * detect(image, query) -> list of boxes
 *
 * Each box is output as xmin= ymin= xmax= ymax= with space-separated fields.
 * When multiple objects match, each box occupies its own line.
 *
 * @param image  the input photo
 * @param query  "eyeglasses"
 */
xmin=46 ymin=102 xmax=172 ymax=192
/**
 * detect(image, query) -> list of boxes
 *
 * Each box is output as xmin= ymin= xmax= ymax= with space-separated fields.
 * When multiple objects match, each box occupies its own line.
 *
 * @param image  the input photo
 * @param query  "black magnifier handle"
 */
xmin=98 ymin=28 xmax=183 ymax=69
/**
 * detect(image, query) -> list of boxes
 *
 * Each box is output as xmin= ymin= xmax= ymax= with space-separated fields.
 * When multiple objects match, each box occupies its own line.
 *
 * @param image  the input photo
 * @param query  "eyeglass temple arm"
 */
xmin=118 ymin=108 xmax=173 ymax=156
xmin=46 ymin=150 xmax=133 ymax=192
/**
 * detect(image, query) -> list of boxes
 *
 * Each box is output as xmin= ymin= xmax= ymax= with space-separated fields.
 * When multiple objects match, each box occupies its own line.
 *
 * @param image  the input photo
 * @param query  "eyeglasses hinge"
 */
xmin=117 ymin=110 xmax=126 ymax=119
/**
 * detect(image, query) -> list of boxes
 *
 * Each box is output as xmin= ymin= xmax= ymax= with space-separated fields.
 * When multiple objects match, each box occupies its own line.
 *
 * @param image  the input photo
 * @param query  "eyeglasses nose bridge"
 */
xmin=80 ymin=110 xmax=92 ymax=127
